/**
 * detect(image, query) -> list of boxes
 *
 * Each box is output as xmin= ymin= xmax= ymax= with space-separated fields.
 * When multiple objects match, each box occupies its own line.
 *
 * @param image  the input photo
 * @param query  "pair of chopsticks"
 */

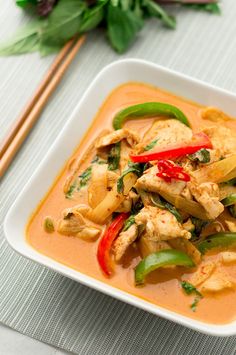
xmin=0 ymin=35 xmax=86 ymax=179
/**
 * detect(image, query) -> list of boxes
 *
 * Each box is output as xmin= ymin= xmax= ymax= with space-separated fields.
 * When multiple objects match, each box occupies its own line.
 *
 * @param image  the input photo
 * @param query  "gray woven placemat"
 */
xmin=1 ymin=1 xmax=236 ymax=354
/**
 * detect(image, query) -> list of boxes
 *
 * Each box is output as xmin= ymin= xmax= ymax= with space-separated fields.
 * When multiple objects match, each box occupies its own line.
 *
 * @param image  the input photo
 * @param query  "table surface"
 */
xmin=1 ymin=1 xmax=236 ymax=355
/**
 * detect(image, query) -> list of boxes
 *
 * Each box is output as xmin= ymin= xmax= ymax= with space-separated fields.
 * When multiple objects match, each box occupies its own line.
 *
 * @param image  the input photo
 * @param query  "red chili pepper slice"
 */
xmin=97 ymin=213 xmax=129 ymax=276
xmin=156 ymin=160 xmax=190 ymax=182
xmin=130 ymin=132 xmax=212 ymax=163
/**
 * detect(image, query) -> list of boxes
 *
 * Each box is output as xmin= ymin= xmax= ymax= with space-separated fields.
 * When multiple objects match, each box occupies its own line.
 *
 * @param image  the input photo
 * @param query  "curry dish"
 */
xmin=27 ymin=82 xmax=236 ymax=324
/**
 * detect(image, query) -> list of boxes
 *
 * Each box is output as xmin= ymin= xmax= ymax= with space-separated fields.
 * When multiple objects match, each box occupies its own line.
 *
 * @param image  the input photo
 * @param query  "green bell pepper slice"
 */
xmin=197 ymin=232 xmax=236 ymax=254
xmin=221 ymin=193 xmax=236 ymax=206
xmin=113 ymin=102 xmax=190 ymax=130
xmin=135 ymin=249 xmax=195 ymax=285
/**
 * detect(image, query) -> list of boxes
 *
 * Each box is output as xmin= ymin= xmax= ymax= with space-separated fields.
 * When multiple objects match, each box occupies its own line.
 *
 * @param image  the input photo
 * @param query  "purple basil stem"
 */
xmin=37 ymin=0 xmax=57 ymax=17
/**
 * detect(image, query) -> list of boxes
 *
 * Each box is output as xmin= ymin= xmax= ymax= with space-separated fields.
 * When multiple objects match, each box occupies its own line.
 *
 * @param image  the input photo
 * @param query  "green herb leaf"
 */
xmin=131 ymin=197 xmax=144 ymax=214
xmin=181 ymin=281 xmax=202 ymax=297
xmin=144 ymin=0 xmax=176 ymax=29
xmin=65 ymin=179 xmax=78 ymax=199
xmin=0 ymin=20 xmax=41 ymax=56
xmin=40 ymin=0 xmax=86 ymax=47
xmin=117 ymin=162 xmax=143 ymax=193
xmin=188 ymin=148 xmax=210 ymax=163
xmin=123 ymin=215 xmax=136 ymax=231
xmin=150 ymin=193 xmax=182 ymax=223
xmin=107 ymin=4 xmax=144 ymax=53
xmin=184 ymin=3 xmax=220 ymax=14
xmin=181 ymin=280 xmax=203 ymax=312
xmin=144 ymin=139 xmax=158 ymax=151
xmin=78 ymin=165 xmax=92 ymax=190
xmin=80 ymin=3 xmax=105 ymax=32
xmin=108 ymin=142 xmax=121 ymax=171
xmin=190 ymin=217 xmax=209 ymax=241
xmin=16 ymin=0 xmax=37 ymax=7
xmin=228 ymin=204 xmax=236 ymax=218
xmin=191 ymin=296 xmax=200 ymax=312
xmin=223 ymin=178 xmax=236 ymax=186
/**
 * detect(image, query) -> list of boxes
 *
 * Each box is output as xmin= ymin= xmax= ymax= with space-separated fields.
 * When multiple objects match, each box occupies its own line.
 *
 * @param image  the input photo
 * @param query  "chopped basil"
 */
xmin=131 ymin=197 xmax=144 ymax=214
xmin=181 ymin=281 xmax=203 ymax=312
xmin=117 ymin=162 xmax=143 ymax=193
xmin=188 ymin=148 xmax=210 ymax=164
xmin=150 ymin=193 xmax=182 ymax=223
xmin=144 ymin=139 xmax=158 ymax=151
xmin=190 ymin=217 xmax=209 ymax=241
xmin=228 ymin=204 xmax=236 ymax=218
xmin=78 ymin=166 xmax=92 ymax=190
xmin=123 ymin=215 xmax=136 ymax=231
xmin=92 ymin=155 xmax=107 ymax=164
xmin=65 ymin=180 xmax=78 ymax=199
xmin=181 ymin=281 xmax=202 ymax=297
xmin=108 ymin=142 xmax=121 ymax=171
xmin=191 ymin=297 xmax=200 ymax=312
xmin=223 ymin=178 xmax=236 ymax=186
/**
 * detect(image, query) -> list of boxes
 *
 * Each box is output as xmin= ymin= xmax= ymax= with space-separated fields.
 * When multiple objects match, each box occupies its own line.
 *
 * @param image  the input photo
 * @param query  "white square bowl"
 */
xmin=4 ymin=59 xmax=236 ymax=336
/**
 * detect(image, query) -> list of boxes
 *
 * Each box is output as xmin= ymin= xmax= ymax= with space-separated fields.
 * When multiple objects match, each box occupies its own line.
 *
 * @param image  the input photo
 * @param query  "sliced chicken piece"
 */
xmin=201 ymin=271 xmax=233 ymax=293
xmin=62 ymin=204 xmax=90 ymax=218
xmin=221 ymin=252 xmax=236 ymax=264
xmin=203 ymin=125 xmax=236 ymax=157
xmin=135 ymin=165 xmax=187 ymax=196
xmin=225 ymin=220 xmax=236 ymax=232
xmin=189 ymin=262 xmax=216 ymax=287
xmin=95 ymin=128 xmax=140 ymax=149
xmin=135 ymin=206 xmax=191 ymax=241
xmin=135 ymin=119 xmax=192 ymax=153
xmin=58 ymin=210 xmax=101 ymax=240
xmin=200 ymin=107 xmax=232 ymax=123
xmin=188 ymin=181 xmax=224 ymax=219
xmin=113 ymin=224 xmax=138 ymax=261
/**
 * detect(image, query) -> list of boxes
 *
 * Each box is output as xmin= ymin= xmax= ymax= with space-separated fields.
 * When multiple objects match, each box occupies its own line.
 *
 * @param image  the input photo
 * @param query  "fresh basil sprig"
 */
xmin=0 ymin=0 xmax=220 ymax=56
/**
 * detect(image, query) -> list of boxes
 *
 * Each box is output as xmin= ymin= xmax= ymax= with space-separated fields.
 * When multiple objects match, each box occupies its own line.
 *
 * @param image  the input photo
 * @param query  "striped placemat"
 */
xmin=1 ymin=1 xmax=236 ymax=354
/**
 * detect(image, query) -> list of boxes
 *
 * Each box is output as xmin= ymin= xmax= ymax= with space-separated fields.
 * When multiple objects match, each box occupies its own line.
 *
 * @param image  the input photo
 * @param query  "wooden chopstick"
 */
xmin=0 ymin=35 xmax=86 ymax=178
xmin=0 ymin=37 xmax=76 ymax=160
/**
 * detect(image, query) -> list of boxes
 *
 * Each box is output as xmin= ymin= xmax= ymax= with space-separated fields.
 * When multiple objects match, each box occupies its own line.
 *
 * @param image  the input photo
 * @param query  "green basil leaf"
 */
xmin=78 ymin=165 xmax=92 ymax=190
xmin=39 ymin=41 xmax=61 ymax=56
xmin=123 ymin=215 xmax=136 ymax=231
xmin=144 ymin=139 xmax=158 ymax=151
xmin=107 ymin=4 xmax=144 ymax=53
xmin=117 ymin=162 xmax=144 ymax=193
xmin=16 ymin=0 xmax=37 ymax=8
xmin=80 ymin=4 xmax=105 ymax=32
xmin=184 ymin=3 xmax=220 ymax=14
xmin=181 ymin=281 xmax=202 ymax=297
xmin=108 ymin=142 xmax=121 ymax=171
xmin=0 ymin=20 xmax=41 ymax=56
xmin=40 ymin=0 xmax=86 ymax=46
xmin=144 ymin=0 xmax=176 ymax=29
xmin=188 ymin=148 xmax=210 ymax=163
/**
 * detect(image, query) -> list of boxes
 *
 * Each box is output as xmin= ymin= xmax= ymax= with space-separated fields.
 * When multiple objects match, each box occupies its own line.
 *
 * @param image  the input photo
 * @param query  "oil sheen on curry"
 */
xmin=27 ymin=82 xmax=236 ymax=324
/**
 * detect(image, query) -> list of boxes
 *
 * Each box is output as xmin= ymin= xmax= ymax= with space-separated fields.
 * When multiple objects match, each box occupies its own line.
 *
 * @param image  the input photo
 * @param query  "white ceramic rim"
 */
xmin=4 ymin=59 xmax=236 ymax=337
